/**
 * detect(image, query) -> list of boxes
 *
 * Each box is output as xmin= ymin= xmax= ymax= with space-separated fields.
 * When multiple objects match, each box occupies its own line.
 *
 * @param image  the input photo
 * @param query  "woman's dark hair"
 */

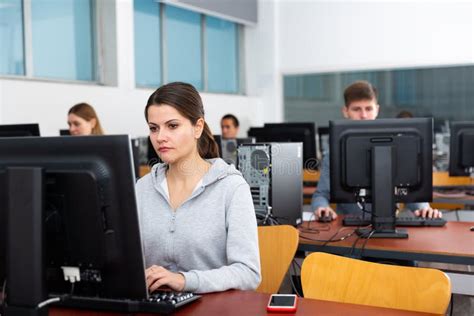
xmin=145 ymin=82 xmax=219 ymax=159
xmin=68 ymin=102 xmax=104 ymax=135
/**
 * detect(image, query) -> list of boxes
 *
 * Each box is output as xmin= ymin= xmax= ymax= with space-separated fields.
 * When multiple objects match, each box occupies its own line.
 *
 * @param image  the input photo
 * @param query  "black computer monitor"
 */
xmin=59 ymin=129 xmax=70 ymax=136
xmin=248 ymin=123 xmax=317 ymax=169
xmin=330 ymin=118 xmax=433 ymax=238
xmin=0 ymin=123 xmax=40 ymax=137
xmin=0 ymin=135 xmax=147 ymax=311
xmin=449 ymin=121 xmax=474 ymax=177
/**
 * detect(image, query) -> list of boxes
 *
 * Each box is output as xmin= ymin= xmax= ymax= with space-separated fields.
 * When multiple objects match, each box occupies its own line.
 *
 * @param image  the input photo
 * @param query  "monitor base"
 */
xmin=356 ymin=228 xmax=408 ymax=239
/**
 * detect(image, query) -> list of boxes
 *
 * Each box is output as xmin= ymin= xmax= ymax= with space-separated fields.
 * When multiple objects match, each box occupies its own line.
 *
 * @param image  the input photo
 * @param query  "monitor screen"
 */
xmin=329 ymin=118 xmax=433 ymax=237
xmin=0 ymin=135 xmax=147 ymax=301
xmin=248 ymin=123 xmax=317 ymax=169
xmin=449 ymin=121 xmax=474 ymax=176
xmin=0 ymin=124 xmax=40 ymax=137
xmin=59 ymin=129 xmax=71 ymax=136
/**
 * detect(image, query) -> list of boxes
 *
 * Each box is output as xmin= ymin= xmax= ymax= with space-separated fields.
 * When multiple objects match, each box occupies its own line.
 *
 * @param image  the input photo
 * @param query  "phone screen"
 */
xmin=269 ymin=295 xmax=296 ymax=306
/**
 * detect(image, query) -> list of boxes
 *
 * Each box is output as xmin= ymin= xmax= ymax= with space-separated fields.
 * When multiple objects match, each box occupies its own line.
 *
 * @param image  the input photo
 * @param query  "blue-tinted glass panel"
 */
xmin=284 ymin=76 xmax=301 ymax=98
xmin=206 ymin=16 xmax=238 ymax=93
xmin=284 ymin=66 xmax=474 ymax=132
xmin=0 ymin=0 xmax=24 ymax=75
xmin=164 ymin=5 xmax=202 ymax=90
xmin=31 ymin=0 xmax=94 ymax=81
xmin=134 ymin=0 xmax=161 ymax=87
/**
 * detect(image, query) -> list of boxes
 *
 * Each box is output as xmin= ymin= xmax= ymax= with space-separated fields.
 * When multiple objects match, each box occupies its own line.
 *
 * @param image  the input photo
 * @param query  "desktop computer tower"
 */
xmin=238 ymin=143 xmax=303 ymax=226
xmin=214 ymin=135 xmax=255 ymax=165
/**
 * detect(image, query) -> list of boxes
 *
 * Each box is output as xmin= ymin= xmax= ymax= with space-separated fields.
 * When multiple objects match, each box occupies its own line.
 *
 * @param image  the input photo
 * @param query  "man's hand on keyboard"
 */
xmin=146 ymin=265 xmax=185 ymax=293
xmin=413 ymin=207 xmax=442 ymax=219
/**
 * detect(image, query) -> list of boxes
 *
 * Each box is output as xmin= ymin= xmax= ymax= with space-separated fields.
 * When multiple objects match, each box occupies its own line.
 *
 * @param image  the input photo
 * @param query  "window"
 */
xmin=206 ymin=16 xmax=238 ymax=93
xmin=0 ymin=0 xmax=95 ymax=81
xmin=0 ymin=0 xmax=25 ymax=75
xmin=284 ymin=65 xmax=474 ymax=129
xmin=164 ymin=5 xmax=202 ymax=90
xmin=133 ymin=2 xmax=242 ymax=94
xmin=31 ymin=0 xmax=94 ymax=81
xmin=134 ymin=0 xmax=161 ymax=87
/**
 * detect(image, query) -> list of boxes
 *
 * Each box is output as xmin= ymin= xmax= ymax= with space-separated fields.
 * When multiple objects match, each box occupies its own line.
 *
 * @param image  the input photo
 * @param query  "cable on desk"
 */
xmin=289 ymin=259 xmax=303 ymax=297
xmin=359 ymin=229 xmax=376 ymax=258
xmin=297 ymin=214 xmax=334 ymax=234
xmin=299 ymin=228 xmax=357 ymax=244
xmin=321 ymin=226 xmax=357 ymax=246
xmin=299 ymin=224 xmax=331 ymax=234
xmin=356 ymin=191 xmax=374 ymax=217
xmin=349 ymin=234 xmax=362 ymax=258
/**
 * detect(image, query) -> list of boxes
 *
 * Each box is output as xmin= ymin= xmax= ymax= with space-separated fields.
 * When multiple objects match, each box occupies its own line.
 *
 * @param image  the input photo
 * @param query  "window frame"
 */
xmin=135 ymin=2 xmax=244 ymax=95
xmin=0 ymin=0 xmax=99 ymax=84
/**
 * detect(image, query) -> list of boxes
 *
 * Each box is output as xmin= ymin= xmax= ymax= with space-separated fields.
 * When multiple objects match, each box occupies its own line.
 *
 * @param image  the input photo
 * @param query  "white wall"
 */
xmin=278 ymin=0 xmax=474 ymax=74
xmin=0 ymin=0 xmax=274 ymax=137
xmin=0 ymin=78 xmax=262 ymax=137
xmin=5 ymin=1 xmax=470 ymax=134
xmin=245 ymin=0 xmax=283 ymax=123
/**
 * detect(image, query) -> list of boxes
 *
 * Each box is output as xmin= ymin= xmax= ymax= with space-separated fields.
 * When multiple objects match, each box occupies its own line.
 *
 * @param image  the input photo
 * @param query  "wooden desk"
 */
xmin=299 ymin=218 xmax=474 ymax=265
xmin=433 ymin=171 xmax=472 ymax=186
xmin=50 ymin=290 xmax=434 ymax=316
xmin=433 ymin=192 xmax=474 ymax=206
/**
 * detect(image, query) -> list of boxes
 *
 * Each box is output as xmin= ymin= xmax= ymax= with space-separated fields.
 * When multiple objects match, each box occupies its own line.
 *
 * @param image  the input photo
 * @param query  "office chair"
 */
xmin=256 ymin=225 xmax=299 ymax=294
xmin=301 ymin=252 xmax=451 ymax=315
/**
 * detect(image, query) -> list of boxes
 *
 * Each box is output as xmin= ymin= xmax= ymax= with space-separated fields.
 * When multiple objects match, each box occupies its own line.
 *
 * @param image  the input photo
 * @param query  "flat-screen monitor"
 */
xmin=58 ymin=131 xmax=140 ymax=179
xmin=330 ymin=118 xmax=433 ymax=238
xmin=0 ymin=135 xmax=148 ymax=309
xmin=449 ymin=121 xmax=474 ymax=177
xmin=248 ymin=123 xmax=317 ymax=170
xmin=0 ymin=124 xmax=40 ymax=137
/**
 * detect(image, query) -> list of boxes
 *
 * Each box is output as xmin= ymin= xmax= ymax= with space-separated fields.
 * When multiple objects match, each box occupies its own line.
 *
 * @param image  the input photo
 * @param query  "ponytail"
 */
xmin=198 ymin=122 xmax=219 ymax=159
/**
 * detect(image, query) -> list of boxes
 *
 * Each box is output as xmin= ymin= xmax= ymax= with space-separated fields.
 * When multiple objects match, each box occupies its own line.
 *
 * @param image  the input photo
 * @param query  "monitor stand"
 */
xmin=5 ymin=167 xmax=48 ymax=316
xmin=356 ymin=146 xmax=408 ymax=239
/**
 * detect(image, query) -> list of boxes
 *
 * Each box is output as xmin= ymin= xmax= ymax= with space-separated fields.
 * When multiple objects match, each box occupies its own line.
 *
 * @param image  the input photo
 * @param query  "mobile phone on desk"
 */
xmin=267 ymin=294 xmax=298 ymax=313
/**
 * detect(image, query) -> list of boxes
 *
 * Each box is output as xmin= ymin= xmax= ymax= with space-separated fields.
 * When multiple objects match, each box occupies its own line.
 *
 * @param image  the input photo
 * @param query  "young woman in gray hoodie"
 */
xmin=136 ymin=82 xmax=261 ymax=294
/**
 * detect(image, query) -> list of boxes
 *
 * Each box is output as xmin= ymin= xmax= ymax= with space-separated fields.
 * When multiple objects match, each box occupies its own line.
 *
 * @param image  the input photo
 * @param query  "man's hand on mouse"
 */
xmin=314 ymin=206 xmax=337 ymax=221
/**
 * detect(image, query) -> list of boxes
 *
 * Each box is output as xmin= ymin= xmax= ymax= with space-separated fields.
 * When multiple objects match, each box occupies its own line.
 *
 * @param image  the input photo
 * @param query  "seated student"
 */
xmin=67 ymin=102 xmax=104 ymax=135
xmin=312 ymin=81 xmax=442 ymax=220
xmin=220 ymin=114 xmax=240 ymax=139
xmin=135 ymin=82 xmax=261 ymax=294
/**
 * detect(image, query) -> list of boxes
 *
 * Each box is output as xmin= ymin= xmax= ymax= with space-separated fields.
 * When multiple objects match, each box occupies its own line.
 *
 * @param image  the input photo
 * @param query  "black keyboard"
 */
xmin=343 ymin=216 xmax=447 ymax=227
xmin=52 ymin=290 xmax=200 ymax=314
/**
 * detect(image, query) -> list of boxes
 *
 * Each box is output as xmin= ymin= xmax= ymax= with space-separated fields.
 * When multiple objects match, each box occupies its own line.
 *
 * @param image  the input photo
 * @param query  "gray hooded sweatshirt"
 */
xmin=135 ymin=158 xmax=261 ymax=293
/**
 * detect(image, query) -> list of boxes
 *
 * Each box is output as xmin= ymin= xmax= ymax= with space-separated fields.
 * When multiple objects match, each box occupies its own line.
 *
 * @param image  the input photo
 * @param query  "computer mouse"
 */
xmin=470 ymin=226 xmax=474 ymax=232
xmin=317 ymin=211 xmax=333 ymax=223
